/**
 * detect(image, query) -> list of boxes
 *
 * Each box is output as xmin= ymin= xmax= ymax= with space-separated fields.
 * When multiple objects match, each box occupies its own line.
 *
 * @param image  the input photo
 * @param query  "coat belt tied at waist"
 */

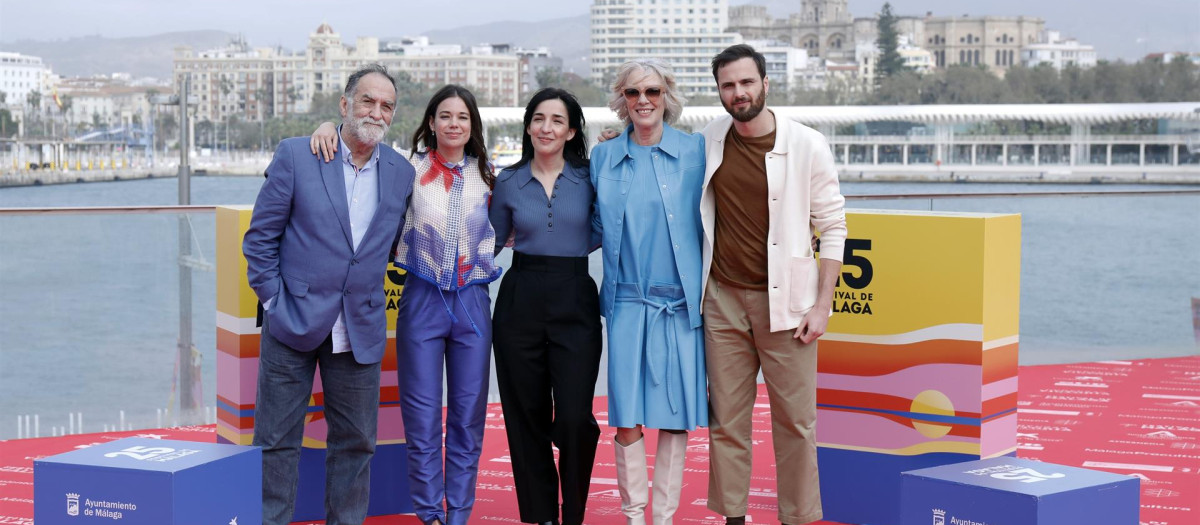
xmin=616 ymin=283 xmax=688 ymax=415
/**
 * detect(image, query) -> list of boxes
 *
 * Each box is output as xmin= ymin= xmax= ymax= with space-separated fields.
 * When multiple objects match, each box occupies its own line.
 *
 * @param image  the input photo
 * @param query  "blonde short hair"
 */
xmin=607 ymin=59 xmax=687 ymax=126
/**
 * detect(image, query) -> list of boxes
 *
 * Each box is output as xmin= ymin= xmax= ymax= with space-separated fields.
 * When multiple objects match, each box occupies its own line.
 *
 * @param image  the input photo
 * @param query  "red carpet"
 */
xmin=1013 ymin=357 xmax=1199 ymax=525
xmin=2 ymin=356 xmax=1197 ymax=525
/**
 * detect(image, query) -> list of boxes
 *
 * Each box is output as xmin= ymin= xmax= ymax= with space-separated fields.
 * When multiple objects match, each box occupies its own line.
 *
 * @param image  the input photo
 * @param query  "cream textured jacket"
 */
xmin=699 ymin=112 xmax=848 ymax=332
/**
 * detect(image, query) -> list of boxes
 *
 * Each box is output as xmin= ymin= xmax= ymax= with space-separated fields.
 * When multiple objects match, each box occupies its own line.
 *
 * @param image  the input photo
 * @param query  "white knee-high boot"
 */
xmin=614 ymin=436 xmax=649 ymax=525
xmin=651 ymin=431 xmax=688 ymax=525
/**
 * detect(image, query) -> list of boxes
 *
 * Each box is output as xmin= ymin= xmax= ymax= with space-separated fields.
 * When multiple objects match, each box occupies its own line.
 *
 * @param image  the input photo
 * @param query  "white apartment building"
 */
xmin=899 ymin=44 xmax=934 ymax=73
xmin=55 ymin=75 xmax=159 ymax=130
xmin=1 ymin=51 xmax=53 ymax=109
xmin=1146 ymin=51 xmax=1200 ymax=65
xmin=174 ymin=24 xmax=521 ymax=124
xmin=743 ymin=40 xmax=809 ymax=94
xmin=382 ymin=36 xmax=464 ymax=57
xmin=852 ymin=36 xmax=932 ymax=90
xmin=1021 ymin=30 xmax=1097 ymax=70
xmin=855 ymin=41 xmax=878 ymax=91
xmin=591 ymin=0 xmax=742 ymax=97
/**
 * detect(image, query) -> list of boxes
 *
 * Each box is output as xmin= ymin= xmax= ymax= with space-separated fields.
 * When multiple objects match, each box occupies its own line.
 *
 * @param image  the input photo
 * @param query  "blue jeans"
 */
xmin=253 ymin=316 xmax=382 ymax=525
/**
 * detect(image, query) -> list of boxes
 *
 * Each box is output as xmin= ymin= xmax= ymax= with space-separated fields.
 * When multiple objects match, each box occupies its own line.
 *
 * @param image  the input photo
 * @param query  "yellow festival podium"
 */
xmin=215 ymin=205 xmax=412 ymax=521
xmin=817 ymin=210 xmax=1021 ymax=525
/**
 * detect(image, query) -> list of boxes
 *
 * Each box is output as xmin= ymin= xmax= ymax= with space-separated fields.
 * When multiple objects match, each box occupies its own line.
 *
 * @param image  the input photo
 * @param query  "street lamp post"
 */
xmin=153 ymin=75 xmax=202 ymax=424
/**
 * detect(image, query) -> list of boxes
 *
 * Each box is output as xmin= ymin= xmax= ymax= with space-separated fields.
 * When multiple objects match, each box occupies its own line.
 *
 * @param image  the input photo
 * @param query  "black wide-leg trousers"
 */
xmin=493 ymin=251 xmax=603 ymax=525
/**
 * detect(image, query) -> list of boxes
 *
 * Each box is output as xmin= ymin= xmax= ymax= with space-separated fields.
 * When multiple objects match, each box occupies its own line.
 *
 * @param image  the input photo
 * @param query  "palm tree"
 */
xmin=60 ymin=95 xmax=73 ymax=139
xmin=27 ymin=90 xmax=42 ymax=136
xmin=219 ymin=75 xmax=234 ymax=153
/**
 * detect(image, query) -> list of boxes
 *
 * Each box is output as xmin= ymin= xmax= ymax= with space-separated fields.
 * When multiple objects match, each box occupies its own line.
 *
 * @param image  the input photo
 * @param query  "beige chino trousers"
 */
xmin=704 ymin=276 xmax=822 ymax=525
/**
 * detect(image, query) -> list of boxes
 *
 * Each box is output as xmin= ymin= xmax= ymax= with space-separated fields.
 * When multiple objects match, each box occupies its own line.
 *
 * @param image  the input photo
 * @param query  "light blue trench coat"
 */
xmin=590 ymin=123 xmax=708 ymax=431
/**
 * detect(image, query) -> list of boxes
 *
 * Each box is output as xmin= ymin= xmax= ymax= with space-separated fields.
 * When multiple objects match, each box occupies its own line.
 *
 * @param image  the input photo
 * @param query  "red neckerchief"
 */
xmin=420 ymin=149 xmax=462 ymax=192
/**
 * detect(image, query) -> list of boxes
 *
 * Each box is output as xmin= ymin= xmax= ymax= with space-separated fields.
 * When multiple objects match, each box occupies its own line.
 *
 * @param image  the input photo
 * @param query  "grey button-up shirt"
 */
xmin=490 ymin=161 xmax=599 ymax=257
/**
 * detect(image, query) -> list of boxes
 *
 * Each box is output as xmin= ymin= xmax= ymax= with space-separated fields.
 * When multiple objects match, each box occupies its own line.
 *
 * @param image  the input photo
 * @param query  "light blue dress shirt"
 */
xmin=330 ymin=129 xmax=381 ymax=354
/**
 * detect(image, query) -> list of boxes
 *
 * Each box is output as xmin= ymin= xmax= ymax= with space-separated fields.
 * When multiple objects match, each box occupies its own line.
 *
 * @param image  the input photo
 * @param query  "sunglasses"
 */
xmin=623 ymin=87 xmax=663 ymax=102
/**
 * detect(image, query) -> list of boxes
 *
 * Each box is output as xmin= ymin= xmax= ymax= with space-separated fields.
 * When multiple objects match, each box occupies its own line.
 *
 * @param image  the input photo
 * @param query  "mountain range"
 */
xmin=0 ymin=17 xmax=596 ymax=81
xmin=1 ymin=0 xmax=1194 ymax=81
xmin=420 ymin=14 xmax=592 ymax=75
xmin=1 ymin=31 xmax=236 ymax=80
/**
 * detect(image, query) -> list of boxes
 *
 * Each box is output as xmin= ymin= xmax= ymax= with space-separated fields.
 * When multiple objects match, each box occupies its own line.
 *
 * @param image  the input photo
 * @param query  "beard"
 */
xmin=346 ymin=115 xmax=389 ymax=146
xmin=723 ymin=89 xmax=766 ymax=123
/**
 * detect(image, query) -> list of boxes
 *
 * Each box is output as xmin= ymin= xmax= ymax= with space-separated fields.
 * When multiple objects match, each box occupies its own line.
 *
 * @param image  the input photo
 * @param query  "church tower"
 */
xmin=802 ymin=0 xmax=851 ymax=24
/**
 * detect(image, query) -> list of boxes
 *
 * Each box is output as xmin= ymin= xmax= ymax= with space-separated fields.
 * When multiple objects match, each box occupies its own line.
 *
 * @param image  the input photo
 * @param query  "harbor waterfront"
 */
xmin=5 ymin=102 xmax=1199 ymax=187
xmin=1 ymin=2 xmax=1196 ymax=522
xmin=5 ymin=161 xmax=1199 ymax=187
xmin=1 ymin=176 xmax=1196 ymax=440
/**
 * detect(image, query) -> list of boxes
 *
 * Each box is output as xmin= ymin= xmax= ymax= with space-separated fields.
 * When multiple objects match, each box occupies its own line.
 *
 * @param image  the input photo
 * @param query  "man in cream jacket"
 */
xmin=700 ymin=44 xmax=848 ymax=525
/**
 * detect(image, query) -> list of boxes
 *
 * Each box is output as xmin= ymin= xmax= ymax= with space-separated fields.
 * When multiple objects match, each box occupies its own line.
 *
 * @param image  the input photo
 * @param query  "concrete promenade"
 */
xmin=0 ymin=155 xmax=272 ymax=187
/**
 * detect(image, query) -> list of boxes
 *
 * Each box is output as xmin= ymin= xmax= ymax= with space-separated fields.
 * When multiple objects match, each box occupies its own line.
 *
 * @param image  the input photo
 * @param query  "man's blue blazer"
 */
xmin=243 ymin=136 xmax=415 ymax=365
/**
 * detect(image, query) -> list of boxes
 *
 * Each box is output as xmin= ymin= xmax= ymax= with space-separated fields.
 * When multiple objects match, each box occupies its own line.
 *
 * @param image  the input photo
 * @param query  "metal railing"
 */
xmin=2 ymin=189 xmax=1197 ymax=216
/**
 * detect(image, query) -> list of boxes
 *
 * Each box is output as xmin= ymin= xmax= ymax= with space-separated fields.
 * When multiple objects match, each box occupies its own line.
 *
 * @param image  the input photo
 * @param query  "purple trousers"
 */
xmin=395 ymin=277 xmax=493 ymax=525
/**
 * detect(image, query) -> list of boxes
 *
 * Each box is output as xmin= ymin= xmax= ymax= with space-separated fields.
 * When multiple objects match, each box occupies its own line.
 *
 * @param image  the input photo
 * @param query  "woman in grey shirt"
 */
xmin=489 ymin=88 xmax=602 ymax=525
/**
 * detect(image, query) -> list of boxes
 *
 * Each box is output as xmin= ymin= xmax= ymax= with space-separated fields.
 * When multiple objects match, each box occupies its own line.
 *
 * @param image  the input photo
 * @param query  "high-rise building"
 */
xmin=0 ymin=52 xmax=53 ymax=109
xmin=743 ymin=40 xmax=811 ymax=94
xmin=590 ymin=0 xmax=741 ymax=97
xmin=173 ymin=24 xmax=521 ymax=124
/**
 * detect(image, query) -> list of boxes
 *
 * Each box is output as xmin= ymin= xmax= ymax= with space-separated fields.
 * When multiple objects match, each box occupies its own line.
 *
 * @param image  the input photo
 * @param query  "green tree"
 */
xmin=929 ymin=65 xmax=1011 ymax=103
xmin=1162 ymin=55 xmax=1200 ymax=101
xmin=530 ymin=70 xmax=611 ymax=107
xmin=1058 ymin=64 xmax=1094 ymax=102
xmin=285 ymin=86 xmax=301 ymax=116
xmin=308 ymin=91 xmax=343 ymax=120
xmin=255 ymin=86 xmax=272 ymax=150
xmin=58 ymin=94 xmax=74 ymax=138
xmin=872 ymin=70 xmax=927 ymax=104
xmin=26 ymin=90 xmax=41 ymax=111
xmin=0 ymin=108 xmax=16 ymax=138
xmin=748 ymin=55 xmax=1194 ymax=107
xmin=1091 ymin=61 xmax=1138 ymax=102
xmin=195 ymin=119 xmax=216 ymax=149
xmin=1002 ymin=64 xmax=1067 ymax=103
xmin=219 ymin=75 xmax=236 ymax=152
xmin=25 ymin=90 xmax=43 ymax=136
xmin=155 ymin=112 xmax=179 ymax=150
xmin=388 ymin=71 xmax=438 ymax=147
xmin=875 ymin=3 xmax=905 ymax=85
xmin=535 ymin=68 xmax=563 ymax=94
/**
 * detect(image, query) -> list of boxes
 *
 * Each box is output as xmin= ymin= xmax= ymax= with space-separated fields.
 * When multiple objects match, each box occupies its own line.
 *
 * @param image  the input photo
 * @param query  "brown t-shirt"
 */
xmin=711 ymin=127 xmax=775 ymax=290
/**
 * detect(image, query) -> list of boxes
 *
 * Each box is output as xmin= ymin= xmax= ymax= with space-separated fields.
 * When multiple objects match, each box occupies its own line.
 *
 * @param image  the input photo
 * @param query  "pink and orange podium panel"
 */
xmin=817 ymin=210 xmax=1021 ymax=525
xmin=215 ymin=205 xmax=411 ymax=521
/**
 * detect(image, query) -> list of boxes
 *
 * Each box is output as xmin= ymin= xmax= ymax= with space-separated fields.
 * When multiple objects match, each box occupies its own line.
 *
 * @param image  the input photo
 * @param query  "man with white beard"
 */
xmin=243 ymin=64 xmax=416 ymax=525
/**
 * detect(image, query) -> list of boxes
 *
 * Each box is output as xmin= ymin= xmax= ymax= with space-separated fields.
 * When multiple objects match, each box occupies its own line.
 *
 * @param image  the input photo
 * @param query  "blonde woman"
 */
xmin=589 ymin=59 xmax=707 ymax=525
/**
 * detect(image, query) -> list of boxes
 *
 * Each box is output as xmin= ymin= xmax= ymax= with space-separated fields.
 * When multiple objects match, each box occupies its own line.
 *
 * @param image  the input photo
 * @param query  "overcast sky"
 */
xmin=1 ymin=0 xmax=1196 ymax=60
